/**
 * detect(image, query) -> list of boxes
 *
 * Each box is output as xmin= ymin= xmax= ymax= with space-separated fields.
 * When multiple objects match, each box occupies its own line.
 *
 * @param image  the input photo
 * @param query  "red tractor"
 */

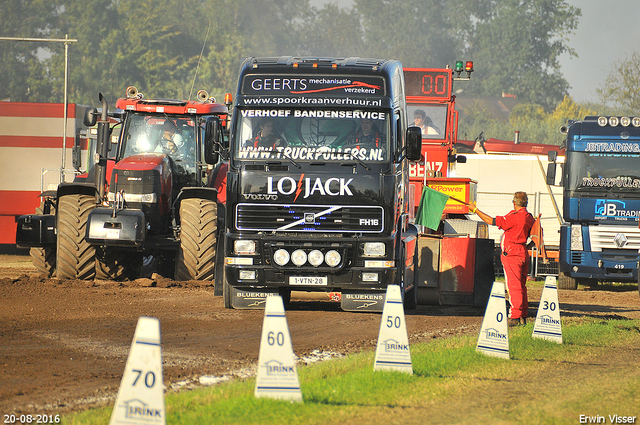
xmin=17 ymin=87 xmax=229 ymax=289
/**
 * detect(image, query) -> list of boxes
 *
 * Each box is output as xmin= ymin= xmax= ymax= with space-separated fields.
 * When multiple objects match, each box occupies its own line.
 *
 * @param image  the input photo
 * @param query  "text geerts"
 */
xmin=251 ymin=78 xmax=307 ymax=91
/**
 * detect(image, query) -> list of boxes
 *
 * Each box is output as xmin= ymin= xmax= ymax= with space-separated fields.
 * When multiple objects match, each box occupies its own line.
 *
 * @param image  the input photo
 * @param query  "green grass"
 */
xmin=64 ymin=317 xmax=640 ymax=425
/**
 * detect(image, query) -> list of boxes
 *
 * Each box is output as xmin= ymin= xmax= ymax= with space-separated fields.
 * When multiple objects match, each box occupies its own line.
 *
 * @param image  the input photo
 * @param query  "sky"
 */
xmin=315 ymin=0 xmax=640 ymax=105
xmin=558 ymin=0 xmax=640 ymax=104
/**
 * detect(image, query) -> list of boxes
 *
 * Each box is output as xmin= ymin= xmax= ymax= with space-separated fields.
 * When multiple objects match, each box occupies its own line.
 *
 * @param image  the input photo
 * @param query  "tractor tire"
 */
xmin=56 ymin=194 xmax=96 ymax=280
xmin=175 ymin=198 xmax=217 ymax=281
xmin=557 ymin=271 xmax=578 ymax=290
xmin=29 ymin=201 xmax=56 ymax=277
xmin=96 ymin=247 xmax=141 ymax=281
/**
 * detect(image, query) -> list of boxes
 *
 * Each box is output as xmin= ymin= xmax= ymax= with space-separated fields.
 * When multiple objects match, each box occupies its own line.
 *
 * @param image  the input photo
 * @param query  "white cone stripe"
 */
xmin=477 ymin=345 xmax=510 ymax=354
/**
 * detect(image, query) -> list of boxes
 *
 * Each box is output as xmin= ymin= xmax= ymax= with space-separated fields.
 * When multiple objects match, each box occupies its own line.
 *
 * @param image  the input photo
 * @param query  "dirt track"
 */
xmin=1 ymin=253 xmax=639 ymax=417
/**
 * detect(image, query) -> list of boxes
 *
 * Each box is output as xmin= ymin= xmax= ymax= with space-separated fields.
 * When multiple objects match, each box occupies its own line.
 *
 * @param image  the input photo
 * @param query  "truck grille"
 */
xmin=589 ymin=225 xmax=640 ymax=252
xmin=236 ymin=203 xmax=384 ymax=233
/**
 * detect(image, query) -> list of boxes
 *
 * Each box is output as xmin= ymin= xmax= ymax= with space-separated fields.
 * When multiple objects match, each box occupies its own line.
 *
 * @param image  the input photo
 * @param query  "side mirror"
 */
xmin=457 ymin=155 xmax=467 ymax=164
xmin=548 ymin=150 xmax=558 ymax=162
xmin=204 ymin=116 xmax=221 ymax=165
xmin=546 ymin=163 xmax=557 ymax=185
xmin=72 ymin=134 xmax=82 ymax=170
xmin=83 ymin=107 xmax=97 ymax=127
xmin=405 ymin=126 xmax=422 ymax=161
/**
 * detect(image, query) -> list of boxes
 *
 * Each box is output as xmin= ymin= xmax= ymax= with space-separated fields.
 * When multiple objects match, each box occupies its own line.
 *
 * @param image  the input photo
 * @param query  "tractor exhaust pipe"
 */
xmin=95 ymin=93 xmax=111 ymax=201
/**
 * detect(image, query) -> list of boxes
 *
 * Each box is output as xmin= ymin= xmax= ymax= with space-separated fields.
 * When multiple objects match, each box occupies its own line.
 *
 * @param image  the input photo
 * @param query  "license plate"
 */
xmin=289 ymin=276 xmax=328 ymax=286
xmin=105 ymin=229 xmax=120 ymax=239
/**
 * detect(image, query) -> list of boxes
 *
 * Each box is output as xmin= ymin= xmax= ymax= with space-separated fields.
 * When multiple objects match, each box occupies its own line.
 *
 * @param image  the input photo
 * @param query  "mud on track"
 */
xmin=1 ymin=253 xmax=639 ymax=416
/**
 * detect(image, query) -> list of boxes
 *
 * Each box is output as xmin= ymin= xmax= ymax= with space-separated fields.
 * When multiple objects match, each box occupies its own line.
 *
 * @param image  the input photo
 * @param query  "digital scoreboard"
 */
xmin=403 ymin=69 xmax=452 ymax=100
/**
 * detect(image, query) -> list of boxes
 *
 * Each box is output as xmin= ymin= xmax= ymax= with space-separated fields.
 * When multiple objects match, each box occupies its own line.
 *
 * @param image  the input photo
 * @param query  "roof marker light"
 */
xmin=597 ymin=116 xmax=608 ymax=126
xmin=633 ymin=117 xmax=640 ymax=127
xmin=621 ymin=116 xmax=631 ymax=127
xmin=609 ymin=116 xmax=619 ymax=127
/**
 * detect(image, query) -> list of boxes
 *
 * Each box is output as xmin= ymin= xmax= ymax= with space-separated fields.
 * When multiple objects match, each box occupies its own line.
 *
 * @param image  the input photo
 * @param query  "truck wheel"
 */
xmin=30 ymin=201 xmax=56 ymax=277
xmin=399 ymin=227 xmax=418 ymax=310
xmin=557 ymin=272 xmax=578 ymax=290
xmin=223 ymin=272 xmax=232 ymax=308
xmin=56 ymin=194 xmax=96 ymax=280
xmin=403 ymin=280 xmax=418 ymax=310
xmin=96 ymin=248 xmax=141 ymax=280
xmin=213 ymin=232 xmax=224 ymax=296
xmin=175 ymin=198 xmax=217 ymax=281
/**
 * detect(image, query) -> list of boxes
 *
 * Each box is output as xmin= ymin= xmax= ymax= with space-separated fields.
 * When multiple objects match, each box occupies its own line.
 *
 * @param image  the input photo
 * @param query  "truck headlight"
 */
xmin=234 ymin=240 xmax=256 ymax=255
xmin=570 ymin=224 xmax=583 ymax=251
xmin=308 ymin=250 xmax=324 ymax=267
xmin=325 ymin=250 xmax=341 ymax=267
xmin=273 ymin=249 xmax=290 ymax=266
xmin=363 ymin=242 xmax=385 ymax=257
xmin=291 ymin=249 xmax=307 ymax=266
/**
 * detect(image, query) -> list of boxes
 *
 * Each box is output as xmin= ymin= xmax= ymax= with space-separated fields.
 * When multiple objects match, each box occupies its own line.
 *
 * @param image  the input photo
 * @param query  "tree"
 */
xmin=596 ymin=52 xmax=640 ymax=114
xmin=290 ymin=4 xmax=365 ymax=57
xmin=0 ymin=0 xmax=60 ymax=102
xmin=461 ymin=0 xmax=580 ymax=111
xmin=354 ymin=0 xmax=463 ymax=67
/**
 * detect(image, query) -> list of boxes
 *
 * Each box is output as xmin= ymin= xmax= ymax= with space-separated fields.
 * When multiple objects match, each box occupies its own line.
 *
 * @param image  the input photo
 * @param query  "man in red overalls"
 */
xmin=471 ymin=191 xmax=535 ymax=326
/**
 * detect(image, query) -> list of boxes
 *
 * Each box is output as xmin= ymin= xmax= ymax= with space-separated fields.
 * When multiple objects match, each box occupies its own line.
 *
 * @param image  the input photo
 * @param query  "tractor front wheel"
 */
xmin=56 ymin=194 xmax=96 ymax=280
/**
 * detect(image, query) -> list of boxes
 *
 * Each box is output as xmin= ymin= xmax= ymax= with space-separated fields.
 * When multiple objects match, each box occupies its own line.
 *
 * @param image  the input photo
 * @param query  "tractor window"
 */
xmin=121 ymin=113 xmax=197 ymax=164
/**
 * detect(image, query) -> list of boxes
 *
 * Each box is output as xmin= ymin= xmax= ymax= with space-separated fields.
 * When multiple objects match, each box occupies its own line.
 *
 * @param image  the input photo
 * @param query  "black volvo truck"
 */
xmin=222 ymin=56 xmax=422 ymax=311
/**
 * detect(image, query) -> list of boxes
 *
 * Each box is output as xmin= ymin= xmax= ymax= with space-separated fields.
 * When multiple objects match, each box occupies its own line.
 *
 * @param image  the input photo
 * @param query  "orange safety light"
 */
xmin=224 ymin=93 xmax=233 ymax=105
xmin=293 ymin=63 xmax=299 ymax=68
xmin=312 ymin=63 xmax=318 ymax=68
xmin=332 ymin=63 xmax=337 ymax=69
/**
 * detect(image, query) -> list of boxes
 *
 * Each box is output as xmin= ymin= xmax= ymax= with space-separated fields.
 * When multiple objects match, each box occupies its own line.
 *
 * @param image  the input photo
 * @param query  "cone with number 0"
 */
xmin=476 ymin=281 xmax=510 ymax=359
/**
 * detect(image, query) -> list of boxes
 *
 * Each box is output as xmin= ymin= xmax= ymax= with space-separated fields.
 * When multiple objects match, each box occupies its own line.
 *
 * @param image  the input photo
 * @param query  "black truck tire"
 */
xmin=557 ymin=271 xmax=578 ymax=290
xmin=29 ymin=201 xmax=56 ymax=277
xmin=213 ymin=233 xmax=225 ymax=296
xmin=175 ymin=198 xmax=217 ymax=281
xmin=223 ymin=272 xmax=232 ymax=308
xmin=400 ymin=225 xmax=418 ymax=310
xmin=56 ymin=194 xmax=96 ymax=280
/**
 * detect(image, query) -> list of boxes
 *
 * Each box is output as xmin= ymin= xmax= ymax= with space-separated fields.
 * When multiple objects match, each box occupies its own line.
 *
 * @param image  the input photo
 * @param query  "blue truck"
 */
xmin=548 ymin=116 xmax=640 ymax=291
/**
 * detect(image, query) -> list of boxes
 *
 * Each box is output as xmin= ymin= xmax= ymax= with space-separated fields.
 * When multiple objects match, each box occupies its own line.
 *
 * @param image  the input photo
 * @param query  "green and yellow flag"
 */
xmin=415 ymin=186 xmax=449 ymax=231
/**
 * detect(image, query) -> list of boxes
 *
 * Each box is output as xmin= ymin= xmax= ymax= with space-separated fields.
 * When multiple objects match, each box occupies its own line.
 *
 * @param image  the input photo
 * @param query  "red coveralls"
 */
xmin=496 ymin=208 xmax=535 ymax=320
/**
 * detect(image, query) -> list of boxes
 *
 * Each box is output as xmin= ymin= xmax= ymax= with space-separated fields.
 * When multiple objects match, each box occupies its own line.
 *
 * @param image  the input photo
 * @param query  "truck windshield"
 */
xmin=568 ymin=151 xmax=640 ymax=193
xmin=407 ymin=104 xmax=447 ymax=140
xmin=234 ymin=108 xmax=390 ymax=162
